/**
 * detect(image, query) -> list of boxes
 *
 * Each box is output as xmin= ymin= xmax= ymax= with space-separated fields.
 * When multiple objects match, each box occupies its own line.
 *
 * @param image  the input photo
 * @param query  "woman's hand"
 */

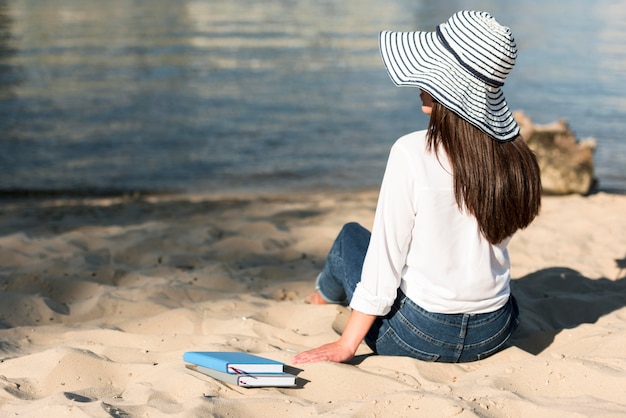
xmin=292 ymin=340 xmax=356 ymax=364
xmin=292 ymin=309 xmax=377 ymax=364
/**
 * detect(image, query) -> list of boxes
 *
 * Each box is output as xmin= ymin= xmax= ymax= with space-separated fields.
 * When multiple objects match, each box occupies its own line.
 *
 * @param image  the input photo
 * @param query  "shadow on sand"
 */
xmin=510 ymin=264 xmax=626 ymax=355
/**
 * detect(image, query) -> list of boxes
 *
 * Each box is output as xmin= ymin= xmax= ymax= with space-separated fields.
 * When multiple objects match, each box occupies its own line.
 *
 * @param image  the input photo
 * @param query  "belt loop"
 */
xmin=454 ymin=314 xmax=471 ymax=362
xmin=396 ymin=288 xmax=406 ymax=308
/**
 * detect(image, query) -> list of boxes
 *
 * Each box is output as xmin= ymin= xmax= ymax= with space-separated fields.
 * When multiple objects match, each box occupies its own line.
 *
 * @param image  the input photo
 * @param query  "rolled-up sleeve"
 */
xmin=350 ymin=141 xmax=417 ymax=316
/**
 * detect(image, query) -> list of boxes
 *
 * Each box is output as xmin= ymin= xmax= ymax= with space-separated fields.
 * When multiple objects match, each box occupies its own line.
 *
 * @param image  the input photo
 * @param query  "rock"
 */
xmin=515 ymin=111 xmax=597 ymax=195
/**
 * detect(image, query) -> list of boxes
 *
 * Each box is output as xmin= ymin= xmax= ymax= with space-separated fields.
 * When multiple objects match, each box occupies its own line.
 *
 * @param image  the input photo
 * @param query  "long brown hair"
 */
xmin=426 ymin=101 xmax=542 ymax=244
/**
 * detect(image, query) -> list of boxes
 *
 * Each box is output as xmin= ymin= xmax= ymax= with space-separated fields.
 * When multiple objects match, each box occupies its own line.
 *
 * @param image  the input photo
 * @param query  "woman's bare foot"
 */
xmin=305 ymin=291 xmax=328 ymax=305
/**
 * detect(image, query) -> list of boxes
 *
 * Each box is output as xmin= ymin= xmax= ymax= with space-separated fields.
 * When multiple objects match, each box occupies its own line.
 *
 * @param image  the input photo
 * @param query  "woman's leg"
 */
xmin=309 ymin=222 xmax=371 ymax=305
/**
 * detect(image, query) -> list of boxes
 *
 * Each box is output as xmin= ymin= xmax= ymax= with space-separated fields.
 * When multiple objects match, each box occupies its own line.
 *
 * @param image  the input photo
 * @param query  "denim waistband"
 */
xmin=395 ymin=289 xmax=516 ymax=328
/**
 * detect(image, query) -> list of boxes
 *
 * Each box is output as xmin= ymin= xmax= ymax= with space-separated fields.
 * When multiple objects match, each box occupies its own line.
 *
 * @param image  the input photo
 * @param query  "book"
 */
xmin=186 ymin=364 xmax=297 ymax=387
xmin=183 ymin=351 xmax=285 ymax=374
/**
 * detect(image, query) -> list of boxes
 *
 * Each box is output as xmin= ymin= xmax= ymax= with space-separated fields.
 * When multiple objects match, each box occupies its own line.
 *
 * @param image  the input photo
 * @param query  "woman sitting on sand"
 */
xmin=293 ymin=11 xmax=541 ymax=364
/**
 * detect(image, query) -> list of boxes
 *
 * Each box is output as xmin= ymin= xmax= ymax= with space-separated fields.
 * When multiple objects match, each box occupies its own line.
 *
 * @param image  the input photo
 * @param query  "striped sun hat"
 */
xmin=379 ymin=10 xmax=520 ymax=142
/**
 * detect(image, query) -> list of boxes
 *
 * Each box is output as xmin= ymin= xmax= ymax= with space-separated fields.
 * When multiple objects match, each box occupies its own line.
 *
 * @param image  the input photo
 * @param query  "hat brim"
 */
xmin=379 ymin=30 xmax=519 ymax=142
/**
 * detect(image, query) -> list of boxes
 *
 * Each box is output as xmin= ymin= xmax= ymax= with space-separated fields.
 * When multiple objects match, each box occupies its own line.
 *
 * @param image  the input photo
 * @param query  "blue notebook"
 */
xmin=183 ymin=351 xmax=285 ymax=374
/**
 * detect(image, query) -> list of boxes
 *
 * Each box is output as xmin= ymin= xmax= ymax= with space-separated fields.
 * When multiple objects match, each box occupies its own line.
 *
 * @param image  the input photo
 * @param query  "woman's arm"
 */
xmin=292 ymin=310 xmax=376 ymax=364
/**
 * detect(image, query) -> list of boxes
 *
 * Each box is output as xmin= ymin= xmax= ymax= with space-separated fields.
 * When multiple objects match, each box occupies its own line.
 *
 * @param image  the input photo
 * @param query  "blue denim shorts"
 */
xmin=365 ymin=290 xmax=520 ymax=363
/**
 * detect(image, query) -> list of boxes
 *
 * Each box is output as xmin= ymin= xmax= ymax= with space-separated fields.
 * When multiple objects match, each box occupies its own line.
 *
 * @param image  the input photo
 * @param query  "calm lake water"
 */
xmin=1 ymin=0 xmax=625 ymax=196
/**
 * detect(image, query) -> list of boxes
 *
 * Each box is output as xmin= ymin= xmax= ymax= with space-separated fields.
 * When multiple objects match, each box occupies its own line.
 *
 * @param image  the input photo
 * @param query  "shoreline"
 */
xmin=0 ymin=189 xmax=625 ymax=416
xmin=1 ymin=176 xmax=625 ymax=205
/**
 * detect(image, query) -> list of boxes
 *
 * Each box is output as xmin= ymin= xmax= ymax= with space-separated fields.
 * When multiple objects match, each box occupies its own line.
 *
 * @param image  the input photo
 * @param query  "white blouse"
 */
xmin=350 ymin=130 xmax=511 ymax=316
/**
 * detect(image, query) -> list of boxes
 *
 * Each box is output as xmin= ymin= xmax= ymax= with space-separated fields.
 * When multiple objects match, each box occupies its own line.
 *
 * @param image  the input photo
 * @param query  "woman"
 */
xmin=293 ymin=11 xmax=541 ymax=364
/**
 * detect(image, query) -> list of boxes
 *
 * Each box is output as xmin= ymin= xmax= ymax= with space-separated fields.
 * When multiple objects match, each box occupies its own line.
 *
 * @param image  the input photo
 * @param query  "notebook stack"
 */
xmin=183 ymin=351 xmax=297 ymax=387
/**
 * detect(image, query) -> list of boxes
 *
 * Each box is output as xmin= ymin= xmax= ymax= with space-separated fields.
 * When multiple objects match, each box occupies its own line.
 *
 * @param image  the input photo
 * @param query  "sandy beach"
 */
xmin=0 ymin=189 xmax=625 ymax=417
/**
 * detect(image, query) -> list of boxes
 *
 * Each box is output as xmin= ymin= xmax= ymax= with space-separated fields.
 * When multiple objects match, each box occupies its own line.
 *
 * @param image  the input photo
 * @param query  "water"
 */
xmin=1 ymin=0 xmax=625 ymax=196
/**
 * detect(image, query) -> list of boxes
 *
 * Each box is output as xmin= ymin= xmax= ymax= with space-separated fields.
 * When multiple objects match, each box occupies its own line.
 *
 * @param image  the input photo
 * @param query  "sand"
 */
xmin=0 ymin=189 xmax=625 ymax=417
